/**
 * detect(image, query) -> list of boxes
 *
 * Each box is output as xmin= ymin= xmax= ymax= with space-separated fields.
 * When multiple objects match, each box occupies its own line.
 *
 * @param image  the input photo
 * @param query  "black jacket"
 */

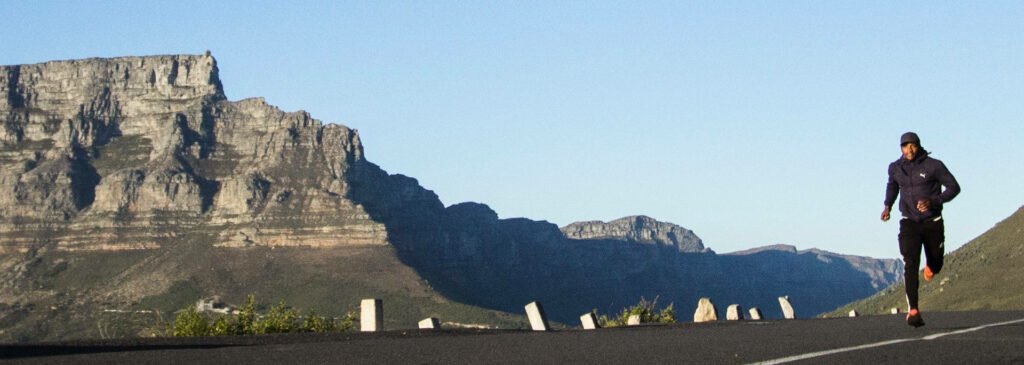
xmin=885 ymin=153 xmax=961 ymax=222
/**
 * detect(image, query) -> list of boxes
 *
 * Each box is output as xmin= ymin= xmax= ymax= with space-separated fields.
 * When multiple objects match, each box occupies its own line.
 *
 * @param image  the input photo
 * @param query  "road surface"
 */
xmin=2 ymin=311 xmax=1023 ymax=364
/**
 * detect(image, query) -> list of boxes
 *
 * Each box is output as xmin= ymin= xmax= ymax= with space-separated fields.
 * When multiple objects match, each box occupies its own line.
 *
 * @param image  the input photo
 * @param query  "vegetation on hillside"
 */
xmin=596 ymin=297 xmax=676 ymax=327
xmin=825 ymin=206 xmax=1024 ymax=317
xmin=170 ymin=295 xmax=357 ymax=337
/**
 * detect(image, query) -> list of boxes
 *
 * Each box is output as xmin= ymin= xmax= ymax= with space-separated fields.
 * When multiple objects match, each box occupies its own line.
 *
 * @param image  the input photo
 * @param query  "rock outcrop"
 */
xmin=561 ymin=215 xmax=711 ymax=253
xmin=693 ymin=297 xmax=719 ymax=323
xmin=1 ymin=55 xmax=391 ymax=253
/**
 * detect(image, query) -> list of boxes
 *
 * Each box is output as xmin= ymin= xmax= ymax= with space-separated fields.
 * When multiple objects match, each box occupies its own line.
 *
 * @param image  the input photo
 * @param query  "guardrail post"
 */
xmin=525 ymin=301 xmax=550 ymax=331
xmin=627 ymin=314 xmax=641 ymax=326
xmin=778 ymin=296 xmax=796 ymax=319
xmin=726 ymin=304 xmax=744 ymax=320
xmin=748 ymin=307 xmax=763 ymax=320
xmin=361 ymin=298 xmax=383 ymax=332
xmin=580 ymin=312 xmax=599 ymax=330
xmin=419 ymin=317 xmax=440 ymax=329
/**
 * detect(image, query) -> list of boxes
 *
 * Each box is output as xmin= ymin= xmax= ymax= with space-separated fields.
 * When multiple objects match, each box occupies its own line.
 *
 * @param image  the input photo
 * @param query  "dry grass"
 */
xmin=827 ymin=205 xmax=1024 ymax=316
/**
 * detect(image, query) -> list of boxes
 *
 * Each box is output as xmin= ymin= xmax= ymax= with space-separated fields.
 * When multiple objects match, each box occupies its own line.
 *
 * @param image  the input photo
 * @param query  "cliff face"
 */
xmin=0 ymin=55 xmax=901 ymax=341
xmin=0 ymin=55 xmax=490 ymax=341
xmin=561 ymin=215 xmax=711 ymax=253
xmin=0 ymin=55 xmax=393 ymax=253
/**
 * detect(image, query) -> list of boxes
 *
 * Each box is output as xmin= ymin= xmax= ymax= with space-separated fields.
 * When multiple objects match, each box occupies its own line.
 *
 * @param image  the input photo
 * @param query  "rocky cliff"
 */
xmin=0 ymin=54 xmax=901 ymax=341
xmin=1 ymin=54 xmax=392 ymax=253
xmin=0 ymin=55 xmax=479 ymax=340
xmin=561 ymin=216 xmax=711 ymax=253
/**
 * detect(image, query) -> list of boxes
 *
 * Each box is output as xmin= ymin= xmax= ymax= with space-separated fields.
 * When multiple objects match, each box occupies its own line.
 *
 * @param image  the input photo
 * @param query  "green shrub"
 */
xmin=235 ymin=295 xmax=259 ymax=335
xmin=169 ymin=294 xmax=357 ymax=337
xmin=257 ymin=301 xmax=300 ymax=334
xmin=172 ymin=306 xmax=209 ymax=337
xmin=301 ymin=310 xmax=335 ymax=333
xmin=597 ymin=297 xmax=676 ymax=327
xmin=336 ymin=311 xmax=358 ymax=332
xmin=209 ymin=316 xmax=235 ymax=336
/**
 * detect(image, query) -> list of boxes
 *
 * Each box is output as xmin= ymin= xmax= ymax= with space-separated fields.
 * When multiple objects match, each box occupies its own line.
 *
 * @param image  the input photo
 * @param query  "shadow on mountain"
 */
xmin=344 ymin=160 xmax=888 ymax=323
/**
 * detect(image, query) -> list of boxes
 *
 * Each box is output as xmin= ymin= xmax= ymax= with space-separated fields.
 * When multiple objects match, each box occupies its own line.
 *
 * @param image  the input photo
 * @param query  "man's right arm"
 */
xmin=882 ymin=165 xmax=898 ymax=221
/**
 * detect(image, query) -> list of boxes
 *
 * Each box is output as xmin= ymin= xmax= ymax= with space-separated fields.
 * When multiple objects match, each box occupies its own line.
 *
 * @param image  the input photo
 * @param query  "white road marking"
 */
xmin=922 ymin=318 xmax=1024 ymax=340
xmin=747 ymin=317 xmax=1024 ymax=365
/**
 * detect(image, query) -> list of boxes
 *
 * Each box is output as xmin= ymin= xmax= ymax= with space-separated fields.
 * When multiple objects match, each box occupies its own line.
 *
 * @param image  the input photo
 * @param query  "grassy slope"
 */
xmin=827 ymin=205 xmax=1024 ymax=316
xmin=0 ymin=244 xmax=528 ymax=342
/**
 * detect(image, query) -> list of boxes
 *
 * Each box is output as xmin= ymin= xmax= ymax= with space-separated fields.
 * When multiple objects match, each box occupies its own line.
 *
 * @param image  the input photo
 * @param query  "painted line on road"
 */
xmin=921 ymin=317 xmax=1024 ymax=340
xmin=748 ymin=317 xmax=1024 ymax=365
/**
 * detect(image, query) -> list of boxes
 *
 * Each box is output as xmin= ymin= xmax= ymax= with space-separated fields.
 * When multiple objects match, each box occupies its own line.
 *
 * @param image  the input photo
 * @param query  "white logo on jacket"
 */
xmin=919 ymin=173 xmax=927 ymax=178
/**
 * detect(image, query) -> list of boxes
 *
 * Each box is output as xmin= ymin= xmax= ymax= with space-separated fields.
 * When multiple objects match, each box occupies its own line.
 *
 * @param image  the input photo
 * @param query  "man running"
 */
xmin=881 ymin=132 xmax=961 ymax=327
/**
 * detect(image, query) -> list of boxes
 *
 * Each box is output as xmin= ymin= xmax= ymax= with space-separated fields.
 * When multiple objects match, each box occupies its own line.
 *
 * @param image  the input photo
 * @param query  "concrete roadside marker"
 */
xmin=778 ymin=296 xmax=796 ymax=319
xmin=361 ymin=298 xmax=383 ymax=332
xmin=418 ymin=317 xmax=440 ymax=329
xmin=849 ymin=310 xmax=859 ymax=318
xmin=627 ymin=314 xmax=641 ymax=326
xmin=749 ymin=307 xmax=763 ymax=320
xmin=580 ymin=312 xmax=599 ymax=330
xmin=727 ymin=304 xmax=744 ymax=321
xmin=525 ymin=301 xmax=550 ymax=331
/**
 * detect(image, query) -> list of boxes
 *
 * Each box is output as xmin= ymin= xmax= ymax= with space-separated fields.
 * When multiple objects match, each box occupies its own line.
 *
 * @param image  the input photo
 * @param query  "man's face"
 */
xmin=902 ymin=142 xmax=919 ymax=160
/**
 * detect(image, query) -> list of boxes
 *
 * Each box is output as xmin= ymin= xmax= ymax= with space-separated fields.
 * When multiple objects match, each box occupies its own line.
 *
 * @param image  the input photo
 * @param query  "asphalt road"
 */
xmin=3 ymin=311 xmax=1023 ymax=364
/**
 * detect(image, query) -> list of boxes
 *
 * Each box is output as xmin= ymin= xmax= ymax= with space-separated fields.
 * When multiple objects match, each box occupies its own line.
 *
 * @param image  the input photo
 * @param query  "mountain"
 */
xmin=561 ymin=215 xmax=711 ymax=253
xmin=828 ymin=205 xmax=1024 ymax=316
xmin=0 ymin=54 xmax=520 ymax=341
xmin=1 ymin=54 xmax=901 ymax=341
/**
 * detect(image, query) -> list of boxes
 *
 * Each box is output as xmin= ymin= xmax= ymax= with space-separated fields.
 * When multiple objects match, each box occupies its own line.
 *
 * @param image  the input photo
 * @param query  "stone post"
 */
xmin=418 ymin=317 xmax=440 ymax=329
xmin=693 ymin=297 xmax=718 ymax=323
xmin=891 ymin=307 xmax=900 ymax=314
xmin=525 ymin=301 xmax=550 ymax=331
xmin=778 ymin=296 xmax=796 ymax=319
xmin=580 ymin=312 xmax=599 ymax=330
xmin=627 ymin=314 xmax=641 ymax=326
xmin=848 ymin=310 xmax=859 ymax=318
xmin=748 ymin=307 xmax=763 ymax=320
xmin=726 ymin=304 xmax=744 ymax=321
xmin=361 ymin=298 xmax=383 ymax=332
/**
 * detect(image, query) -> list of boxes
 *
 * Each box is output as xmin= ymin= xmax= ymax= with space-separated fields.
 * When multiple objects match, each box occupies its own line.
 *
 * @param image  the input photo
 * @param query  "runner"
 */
xmin=880 ymin=132 xmax=961 ymax=327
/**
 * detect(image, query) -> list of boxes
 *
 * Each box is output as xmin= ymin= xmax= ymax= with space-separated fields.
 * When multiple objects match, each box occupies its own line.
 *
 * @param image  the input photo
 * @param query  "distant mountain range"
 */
xmin=1 ymin=54 xmax=901 ymax=342
xmin=828 ymin=205 xmax=1024 ymax=317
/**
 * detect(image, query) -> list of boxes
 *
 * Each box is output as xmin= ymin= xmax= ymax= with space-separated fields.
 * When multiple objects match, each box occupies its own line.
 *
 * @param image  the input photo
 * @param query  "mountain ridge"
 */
xmin=1 ymin=54 xmax=902 ymax=341
xmin=561 ymin=215 xmax=712 ymax=253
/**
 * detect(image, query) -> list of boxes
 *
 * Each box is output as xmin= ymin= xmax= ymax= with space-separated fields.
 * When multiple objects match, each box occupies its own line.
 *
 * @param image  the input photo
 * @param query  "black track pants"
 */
xmin=899 ymin=217 xmax=946 ymax=310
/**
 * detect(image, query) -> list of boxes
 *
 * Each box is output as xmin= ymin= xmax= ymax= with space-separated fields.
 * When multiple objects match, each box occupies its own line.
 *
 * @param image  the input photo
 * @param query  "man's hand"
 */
xmin=881 ymin=207 xmax=891 ymax=222
xmin=917 ymin=198 xmax=931 ymax=213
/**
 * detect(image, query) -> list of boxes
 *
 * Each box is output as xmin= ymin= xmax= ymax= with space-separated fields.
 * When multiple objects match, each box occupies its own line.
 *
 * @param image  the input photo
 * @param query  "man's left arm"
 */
xmin=934 ymin=160 xmax=961 ymax=205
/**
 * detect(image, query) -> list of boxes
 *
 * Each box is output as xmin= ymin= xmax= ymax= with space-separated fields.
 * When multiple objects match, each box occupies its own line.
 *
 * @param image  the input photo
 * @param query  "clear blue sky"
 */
xmin=4 ymin=1 xmax=1022 ymax=258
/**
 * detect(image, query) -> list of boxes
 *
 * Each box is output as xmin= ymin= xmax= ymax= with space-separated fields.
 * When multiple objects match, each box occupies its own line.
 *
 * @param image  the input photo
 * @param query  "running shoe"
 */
xmin=923 ymin=265 xmax=934 ymax=282
xmin=906 ymin=309 xmax=925 ymax=328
